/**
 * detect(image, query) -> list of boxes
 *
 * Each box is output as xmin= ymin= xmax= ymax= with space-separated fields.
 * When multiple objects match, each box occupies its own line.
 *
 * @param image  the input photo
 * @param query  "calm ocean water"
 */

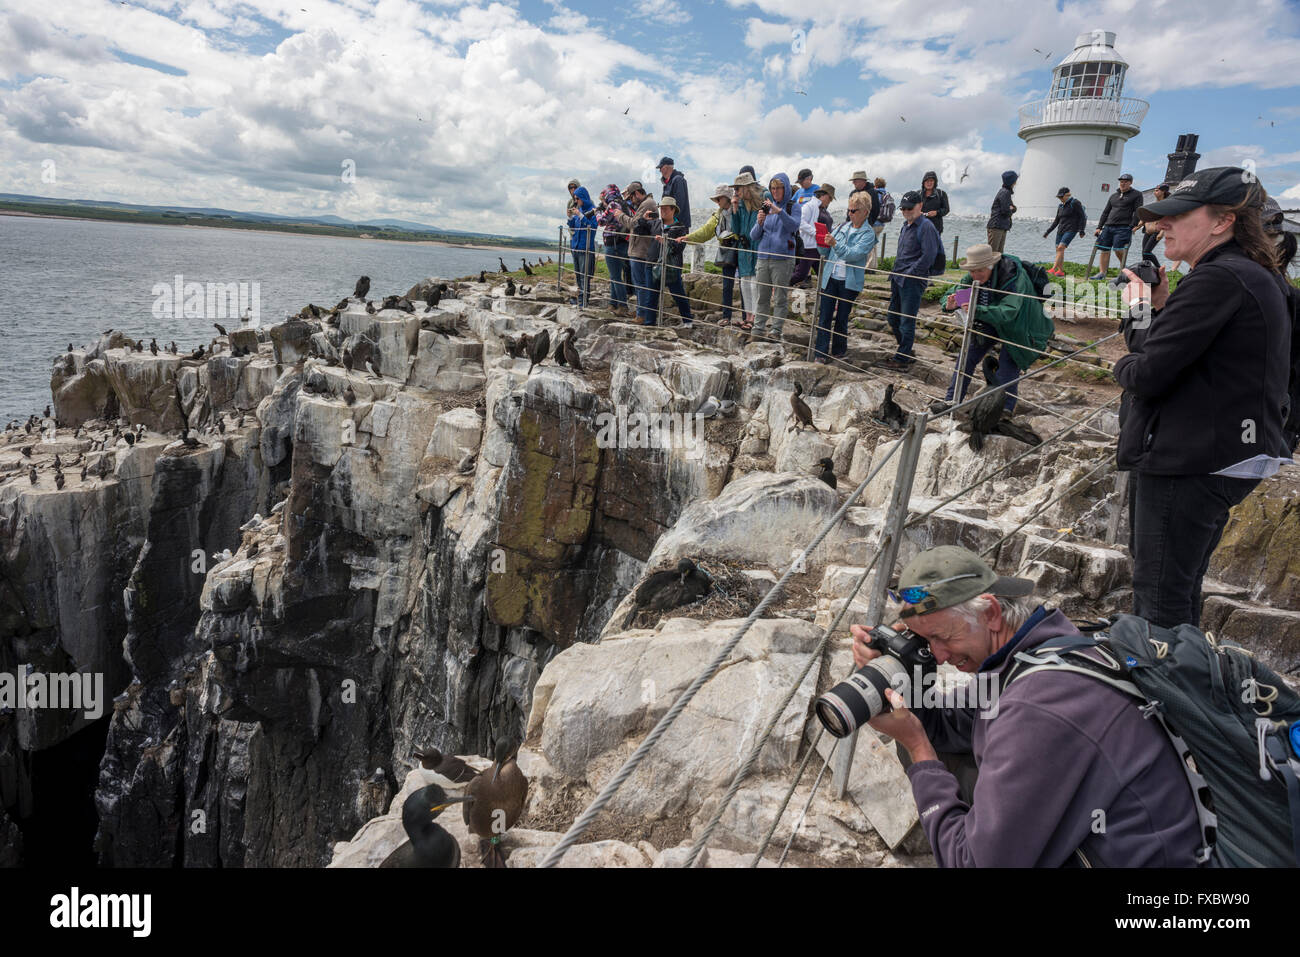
xmin=0 ymin=215 xmax=548 ymax=425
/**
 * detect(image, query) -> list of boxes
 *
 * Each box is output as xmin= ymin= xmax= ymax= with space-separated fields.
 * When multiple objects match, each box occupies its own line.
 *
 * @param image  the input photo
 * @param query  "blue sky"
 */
xmin=1 ymin=0 xmax=1298 ymax=237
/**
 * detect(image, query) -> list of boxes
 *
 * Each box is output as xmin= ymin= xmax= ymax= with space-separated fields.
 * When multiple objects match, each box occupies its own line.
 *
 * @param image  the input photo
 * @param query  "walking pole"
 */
xmin=1085 ymin=241 xmax=1099 ymax=276
xmin=557 ymin=225 xmax=566 ymax=284
xmin=953 ymin=280 xmax=980 ymax=405
xmin=951 ymin=235 xmax=958 ymax=265
xmin=656 ymin=236 xmax=668 ymax=326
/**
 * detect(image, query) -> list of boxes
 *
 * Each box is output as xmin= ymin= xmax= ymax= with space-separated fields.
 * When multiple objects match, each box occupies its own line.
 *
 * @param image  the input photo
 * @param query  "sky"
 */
xmin=2 ymin=0 xmax=1299 ymax=239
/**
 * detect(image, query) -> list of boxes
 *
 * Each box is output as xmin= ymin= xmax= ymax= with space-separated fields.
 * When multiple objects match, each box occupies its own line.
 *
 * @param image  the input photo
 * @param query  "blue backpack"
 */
xmin=1005 ymin=614 xmax=1300 ymax=867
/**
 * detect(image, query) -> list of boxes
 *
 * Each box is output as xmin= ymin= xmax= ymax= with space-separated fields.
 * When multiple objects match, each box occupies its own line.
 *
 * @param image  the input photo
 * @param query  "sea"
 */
xmin=0 ymin=214 xmax=550 ymax=425
xmin=0 ymin=211 xmax=1181 ymax=425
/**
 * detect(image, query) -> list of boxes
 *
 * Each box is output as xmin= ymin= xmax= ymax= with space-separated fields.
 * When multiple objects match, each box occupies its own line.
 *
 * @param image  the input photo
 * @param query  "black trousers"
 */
xmin=1128 ymin=471 xmax=1260 ymax=629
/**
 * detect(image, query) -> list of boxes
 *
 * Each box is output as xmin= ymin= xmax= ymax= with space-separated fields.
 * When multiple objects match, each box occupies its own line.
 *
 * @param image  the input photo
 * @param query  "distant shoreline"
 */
xmin=0 ymin=208 xmax=555 ymax=255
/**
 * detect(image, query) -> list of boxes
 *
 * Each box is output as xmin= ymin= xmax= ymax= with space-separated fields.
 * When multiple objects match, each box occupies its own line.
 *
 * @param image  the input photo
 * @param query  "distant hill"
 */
xmin=0 ymin=194 xmax=549 ymax=246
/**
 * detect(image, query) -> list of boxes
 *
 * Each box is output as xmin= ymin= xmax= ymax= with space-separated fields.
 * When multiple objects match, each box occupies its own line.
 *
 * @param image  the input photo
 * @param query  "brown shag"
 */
xmin=561 ymin=329 xmax=584 ymax=371
xmin=463 ymin=739 xmax=529 ymax=868
xmin=789 ymin=382 xmax=817 ymax=431
xmin=415 ymin=748 xmax=477 ymax=784
xmin=526 ymin=329 xmax=550 ymax=375
xmin=622 ymin=557 xmax=712 ymax=628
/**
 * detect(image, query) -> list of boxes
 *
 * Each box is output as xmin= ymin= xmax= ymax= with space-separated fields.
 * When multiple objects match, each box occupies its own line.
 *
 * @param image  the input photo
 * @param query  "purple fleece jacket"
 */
xmin=906 ymin=608 xmax=1202 ymax=867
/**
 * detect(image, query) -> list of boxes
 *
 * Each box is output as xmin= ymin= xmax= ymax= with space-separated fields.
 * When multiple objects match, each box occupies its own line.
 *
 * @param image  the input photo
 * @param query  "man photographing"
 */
xmin=848 ymin=546 xmax=1202 ymax=867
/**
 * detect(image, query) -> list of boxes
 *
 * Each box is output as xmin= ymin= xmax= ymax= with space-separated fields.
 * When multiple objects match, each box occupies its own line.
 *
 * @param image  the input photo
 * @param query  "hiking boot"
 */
xmin=929 ymin=400 xmax=950 ymax=414
xmin=1087 ymin=272 xmax=1105 ymax=282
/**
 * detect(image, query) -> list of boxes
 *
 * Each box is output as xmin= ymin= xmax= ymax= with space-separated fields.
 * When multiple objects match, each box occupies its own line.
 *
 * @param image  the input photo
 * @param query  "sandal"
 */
xmin=737 ymin=319 xmax=754 ymax=331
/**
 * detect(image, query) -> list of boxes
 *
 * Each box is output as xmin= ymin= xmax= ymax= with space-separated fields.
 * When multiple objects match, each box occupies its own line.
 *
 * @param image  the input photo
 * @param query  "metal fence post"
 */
xmin=832 ymin=411 xmax=929 ymax=798
xmin=557 ymin=225 xmax=566 ymax=284
xmin=1105 ymin=470 xmax=1130 ymax=545
xmin=655 ymin=235 xmax=668 ymax=326
xmin=953 ymin=279 xmax=980 ymax=405
xmin=880 ymin=230 xmax=888 ymax=261
xmin=805 ymin=275 xmax=821 ymax=362
xmin=951 ymin=235 xmax=958 ymax=265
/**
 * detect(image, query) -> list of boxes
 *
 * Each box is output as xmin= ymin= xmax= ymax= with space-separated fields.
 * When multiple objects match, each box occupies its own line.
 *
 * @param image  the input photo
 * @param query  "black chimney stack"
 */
xmin=1165 ymin=133 xmax=1201 ymax=184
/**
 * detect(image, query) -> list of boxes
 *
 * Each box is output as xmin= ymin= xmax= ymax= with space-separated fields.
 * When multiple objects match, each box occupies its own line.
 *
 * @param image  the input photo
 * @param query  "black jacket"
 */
xmin=1114 ymin=241 xmax=1290 ymax=474
xmin=987 ymin=186 xmax=1015 ymax=231
xmin=920 ymin=186 xmax=950 ymax=233
xmin=1097 ymin=187 xmax=1143 ymax=230
xmin=1045 ymin=197 xmax=1087 ymax=236
xmin=661 ymin=170 xmax=691 ymax=229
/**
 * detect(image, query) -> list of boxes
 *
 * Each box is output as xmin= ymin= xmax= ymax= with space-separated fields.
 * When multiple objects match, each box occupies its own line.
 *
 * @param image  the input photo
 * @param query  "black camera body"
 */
xmin=1109 ymin=254 xmax=1161 ymax=289
xmin=814 ymin=625 xmax=936 ymax=738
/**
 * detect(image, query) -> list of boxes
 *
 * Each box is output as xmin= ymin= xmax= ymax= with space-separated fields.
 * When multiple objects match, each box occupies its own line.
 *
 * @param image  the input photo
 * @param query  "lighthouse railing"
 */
xmin=1018 ymin=95 xmax=1149 ymax=133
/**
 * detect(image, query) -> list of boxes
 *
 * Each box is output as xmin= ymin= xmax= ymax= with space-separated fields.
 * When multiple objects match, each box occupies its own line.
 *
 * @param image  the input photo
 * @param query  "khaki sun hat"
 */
xmin=850 ymin=170 xmax=868 ymax=181
xmin=732 ymin=171 xmax=757 ymax=188
xmin=814 ymin=184 xmax=836 ymax=200
xmin=896 ymin=546 xmax=1035 ymax=619
xmin=959 ymin=243 xmax=1002 ymax=271
xmin=658 ymin=195 xmax=678 ymax=209
xmin=711 ymin=184 xmax=733 ymax=202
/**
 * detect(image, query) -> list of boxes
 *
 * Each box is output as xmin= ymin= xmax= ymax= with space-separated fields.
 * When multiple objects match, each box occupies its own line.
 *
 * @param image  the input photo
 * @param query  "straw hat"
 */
xmin=958 ymin=243 xmax=1002 ymax=271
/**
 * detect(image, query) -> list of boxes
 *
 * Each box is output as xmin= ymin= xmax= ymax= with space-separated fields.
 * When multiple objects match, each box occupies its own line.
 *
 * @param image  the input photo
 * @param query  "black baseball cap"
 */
xmin=1138 ymin=166 xmax=1262 ymax=222
xmin=898 ymin=190 xmax=923 ymax=209
xmin=1056 ymin=186 xmax=1071 ymax=197
xmin=1118 ymin=172 xmax=1133 ymax=181
xmin=657 ymin=156 xmax=674 ymax=168
xmin=1262 ymin=195 xmax=1300 ymax=236
xmin=797 ymin=167 xmax=813 ymax=181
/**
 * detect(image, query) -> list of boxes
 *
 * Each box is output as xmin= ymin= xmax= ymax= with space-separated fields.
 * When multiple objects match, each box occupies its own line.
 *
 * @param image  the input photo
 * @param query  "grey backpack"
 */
xmin=1005 ymin=614 xmax=1300 ymax=867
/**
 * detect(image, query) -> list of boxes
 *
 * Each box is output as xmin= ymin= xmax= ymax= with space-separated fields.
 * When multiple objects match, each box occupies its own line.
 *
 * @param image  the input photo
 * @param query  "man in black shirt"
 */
xmin=1089 ymin=173 xmax=1143 ymax=280
xmin=1043 ymin=186 xmax=1086 ymax=277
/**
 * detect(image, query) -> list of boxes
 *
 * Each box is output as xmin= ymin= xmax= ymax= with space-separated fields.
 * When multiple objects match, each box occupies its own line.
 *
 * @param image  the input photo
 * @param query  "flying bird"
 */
xmin=960 ymin=165 xmax=970 ymax=182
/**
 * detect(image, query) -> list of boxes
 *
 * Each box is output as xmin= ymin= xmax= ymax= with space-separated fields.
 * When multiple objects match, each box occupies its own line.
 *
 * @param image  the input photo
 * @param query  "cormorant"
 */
xmin=425 ymin=287 xmax=441 ymax=311
xmin=505 ymin=278 xmax=516 ymax=297
xmin=522 ymin=259 xmax=533 ymax=276
xmin=149 ymin=338 xmax=158 ymax=355
xmin=342 ymin=347 xmax=354 ymax=372
xmin=20 ymin=446 xmax=32 ymax=458
xmin=478 ymin=271 xmax=487 ymax=283
xmin=334 ymin=297 xmax=350 ymax=313
xmin=67 ymin=343 xmax=73 ymax=353
xmin=789 ymin=382 xmax=817 ymax=431
xmin=561 ymin=329 xmax=583 ymax=371
xmin=526 ymin=329 xmax=550 ymax=375
xmin=415 ymin=748 xmax=477 ymax=784
xmin=966 ymin=354 xmax=1041 ymax=452
xmin=504 ymin=335 xmax=527 ymax=360
xmin=464 ymin=739 xmax=529 ymax=868
xmin=622 ymin=558 xmax=712 ymax=628
xmin=53 ymin=453 xmax=61 ymax=469
xmin=123 ymin=431 xmax=135 ymax=446
xmin=816 ymin=456 xmax=836 ymax=489
xmin=367 ymin=358 xmax=382 ymax=380
xmin=28 ymin=467 xmax=37 ymax=485
xmin=80 ymin=463 xmax=88 ymax=482
xmin=213 ymin=322 xmax=228 ymax=337
xmin=181 ymin=428 xmax=200 ymax=449
xmin=365 ymin=300 xmax=377 ymax=315
xmin=499 ymin=257 xmax=509 ymax=273
xmin=873 ymin=383 xmax=906 ymax=431
xmin=343 ymin=385 xmax=356 ymax=406
xmin=54 ymin=470 xmax=64 ymax=490
xmin=379 ymin=784 xmax=468 ymax=868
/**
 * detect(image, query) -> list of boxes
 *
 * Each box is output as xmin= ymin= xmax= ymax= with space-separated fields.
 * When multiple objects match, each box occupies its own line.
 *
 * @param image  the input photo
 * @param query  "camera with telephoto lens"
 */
xmin=1108 ymin=254 xmax=1161 ymax=289
xmin=814 ymin=625 xmax=936 ymax=738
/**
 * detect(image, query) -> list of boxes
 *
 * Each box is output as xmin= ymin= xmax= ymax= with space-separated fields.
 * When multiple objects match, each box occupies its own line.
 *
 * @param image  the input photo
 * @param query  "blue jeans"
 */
xmin=815 ymin=277 xmax=857 ymax=359
xmin=630 ymin=258 xmax=655 ymax=322
xmin=887 ymin=275 xmax=925 ymax=362
xmin=720 ymin=264 xmax=736 ymax=322
xmin=1129 ymin=472 xmax=1259 ymax=628
xmin=572 ymin=248 xmax=595 ymax=306
xmin=605 ymin=241 xmax=631 ymax=307
xmin=659 ymin=266 xmax=691 ymax=323
xmin=1055 ymin=230 xmax=1077 ymax=248
xmin=944 ymin=330 xmax=1020 ymax=413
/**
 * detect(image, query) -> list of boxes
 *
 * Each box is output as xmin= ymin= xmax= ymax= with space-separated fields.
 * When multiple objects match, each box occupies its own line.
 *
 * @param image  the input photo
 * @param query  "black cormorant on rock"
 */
xmin=20 ymin=445 xmax=32 ymax=458
xmin=354 ymin=276 xmax=371 ymax=300
xmin=521 ymin=259 xmax=533 ymax=276
xmin=343 ymin=385 xmax=356 ymax=406
xmin=80 ymin=463 xmax=88 ymax=482
xmin=622 ymin=557 xmax=712 ymax=628
xmin=379 ymin=784 xmax=469 ymax=869
xmin=789 ymin=382 xmax=817 ymax=431
xmin=966 ymin=354 xmax=1041 ymax=452
xmin=213 ymin=322 xmax=228 ymax=337
xmin=464 ymin=739 xmax=529 ymax=868
xmin=816 ymin=456 xmax=836 ymax=489
xmin=334 ymin=297 xmax=350 ymax=313
xmin=54 ymin=470 xmax=64 ymax=490
xmin=499 ymin=257 xmax=509 ymax=273
xmin=526 ymin=328 xmax=550 ymax=375
xmin=478 ymin=271 xmax=487 ymax=283
xmin=873 ymin=383 xmax=906 ymax=431
xmin=365 ymin=300 xmax=377 ymax=315
xmin=560 ymin=329 xmax=584 ymax=371
xmin=181 ymin=428 xmax=200 ymax=449
xmin=28 ymin=467 xmax=37 ymax=485
xmin=504 ymin=335 xmax=527 ymax=360
xmin=505 ymin=277 xmax=517 ymax=297
xmin=149 ymin=338 xmax=158 ymax=355
xmin=424 ymin=287 xmax=442 ymax=311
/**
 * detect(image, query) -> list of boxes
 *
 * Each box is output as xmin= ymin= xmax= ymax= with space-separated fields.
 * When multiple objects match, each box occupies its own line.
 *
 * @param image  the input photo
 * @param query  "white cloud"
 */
xmin=630 ymin=0 xmax=691 ymax=26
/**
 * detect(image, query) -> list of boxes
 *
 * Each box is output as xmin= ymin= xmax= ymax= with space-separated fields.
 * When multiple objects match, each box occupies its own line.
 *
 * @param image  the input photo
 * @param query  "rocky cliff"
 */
xmin=2 ymin=274 xmax=1296 ymax=867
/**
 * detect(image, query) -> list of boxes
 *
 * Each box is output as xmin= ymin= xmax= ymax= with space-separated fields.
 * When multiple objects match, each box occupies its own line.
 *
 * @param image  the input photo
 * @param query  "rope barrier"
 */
xmin=778 ymin=742 xmax=835 ymax=867
xmin=978 ymin=457 xmax=1118 ymax=560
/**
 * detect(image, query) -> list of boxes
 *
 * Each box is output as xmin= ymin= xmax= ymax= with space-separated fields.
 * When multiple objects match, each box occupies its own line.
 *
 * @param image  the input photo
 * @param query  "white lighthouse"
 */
xmin=1014 ymin=31 xmax=1149 ymax=221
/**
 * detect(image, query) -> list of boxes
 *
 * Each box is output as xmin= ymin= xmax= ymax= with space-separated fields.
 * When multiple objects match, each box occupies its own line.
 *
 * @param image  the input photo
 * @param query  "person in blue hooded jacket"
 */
xmin=567 ymin=179 xmax=598 ymax=307
xmin=747 ymin=172 xmax=801 ymax=342
xmin=814 ymin=191 xmax=877 ymax=361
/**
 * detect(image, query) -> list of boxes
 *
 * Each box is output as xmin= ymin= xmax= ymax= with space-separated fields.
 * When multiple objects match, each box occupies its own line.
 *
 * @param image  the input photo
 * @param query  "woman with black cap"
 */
xmin=1114 ymin=168 xmax=1291 ymax=630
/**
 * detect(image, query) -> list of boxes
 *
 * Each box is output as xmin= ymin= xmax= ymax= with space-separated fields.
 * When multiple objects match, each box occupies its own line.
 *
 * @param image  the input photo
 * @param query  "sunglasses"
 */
xmin=890 ymin=572 xmax=981 ymax=606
